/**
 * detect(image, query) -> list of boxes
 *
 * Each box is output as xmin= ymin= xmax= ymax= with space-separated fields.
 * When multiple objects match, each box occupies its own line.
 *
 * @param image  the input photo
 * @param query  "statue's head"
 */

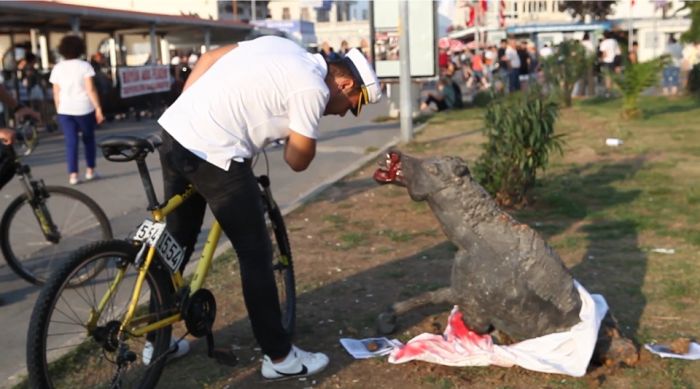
xmin=374 ymin=150 xmax=470 ymax=201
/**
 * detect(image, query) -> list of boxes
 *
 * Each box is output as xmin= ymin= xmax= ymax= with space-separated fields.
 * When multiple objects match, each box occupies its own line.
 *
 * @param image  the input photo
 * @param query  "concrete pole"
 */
xmin=399 ymin=0 xmax=413 ymax=143
xmin=39 ymin=33 xmax=49 ymax=70
xmin=203 ymin=28 xmax=211 ymax=53
xmin=628 ymin=0 xmax=633 ymax=50
xmin=160 ymin=38 xmax=170 ymax=64
xmin=109 ymin=37 xmax=118 ymax=87
xmin=149 ymin=23 xmax=158 ymax=65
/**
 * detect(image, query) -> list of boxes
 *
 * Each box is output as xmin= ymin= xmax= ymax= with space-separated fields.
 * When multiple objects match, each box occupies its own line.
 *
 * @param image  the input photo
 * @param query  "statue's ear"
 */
xmin=453 ymin=163 xmax=470 ymax=177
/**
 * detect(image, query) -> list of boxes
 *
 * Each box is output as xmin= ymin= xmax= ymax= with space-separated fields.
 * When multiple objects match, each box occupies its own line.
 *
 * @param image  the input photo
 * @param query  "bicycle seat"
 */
xmin=100 ymin=135 xmax=162 ymax=162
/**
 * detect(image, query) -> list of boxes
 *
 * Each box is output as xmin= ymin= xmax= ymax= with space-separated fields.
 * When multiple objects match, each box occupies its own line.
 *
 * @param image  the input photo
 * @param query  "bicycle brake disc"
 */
xmin=182 ymin=289 xmax=216 ymax=338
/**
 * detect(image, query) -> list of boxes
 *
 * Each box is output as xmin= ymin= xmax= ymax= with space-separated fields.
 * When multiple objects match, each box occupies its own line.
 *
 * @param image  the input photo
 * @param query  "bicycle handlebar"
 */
xmin=12 ymin=119 xmax=39 ymax=157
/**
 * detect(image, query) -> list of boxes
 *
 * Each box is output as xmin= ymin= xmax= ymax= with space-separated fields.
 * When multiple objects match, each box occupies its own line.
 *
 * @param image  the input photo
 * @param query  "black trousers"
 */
xmin=425 ymin=94 xmax=448 ymax=111
xmin=158 ymin=130 xmax=290 ymax=359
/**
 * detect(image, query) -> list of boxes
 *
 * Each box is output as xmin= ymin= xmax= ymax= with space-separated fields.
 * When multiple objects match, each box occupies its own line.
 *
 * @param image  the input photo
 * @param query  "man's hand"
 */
xmin=0 ymin=129 xmax=16 ymax=145
xmin=14 ymin=106 xmax=41 ymax=124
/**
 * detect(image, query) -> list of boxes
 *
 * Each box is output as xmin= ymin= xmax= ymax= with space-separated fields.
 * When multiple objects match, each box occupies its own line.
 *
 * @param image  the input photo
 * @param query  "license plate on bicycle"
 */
xmin=132 ymin=219 xmax=185 ymax=273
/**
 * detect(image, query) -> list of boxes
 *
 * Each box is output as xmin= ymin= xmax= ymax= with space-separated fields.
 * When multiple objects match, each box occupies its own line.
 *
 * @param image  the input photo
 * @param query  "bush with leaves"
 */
xmin=610 ymin=56 xmax=670 ymax=119
xmin=473 ymin=87 xmax=563 ymax=207
xmin=541 ymin=40 xmax=594 ymax=107
xmin=688 ymin=64 xmax=700 ymax=98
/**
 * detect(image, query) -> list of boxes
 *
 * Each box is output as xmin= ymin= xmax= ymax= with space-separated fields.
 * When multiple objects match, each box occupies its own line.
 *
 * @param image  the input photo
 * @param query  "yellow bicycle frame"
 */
xmin=88 ymin=185 xmax=221 ymax=337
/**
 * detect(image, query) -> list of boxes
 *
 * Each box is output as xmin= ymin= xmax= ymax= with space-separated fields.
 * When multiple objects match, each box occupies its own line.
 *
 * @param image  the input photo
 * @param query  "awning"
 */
xmin=0 ymin=1 xmax=253 ymax=45
xmin=506 ymin=21 xmax=611 ymax=35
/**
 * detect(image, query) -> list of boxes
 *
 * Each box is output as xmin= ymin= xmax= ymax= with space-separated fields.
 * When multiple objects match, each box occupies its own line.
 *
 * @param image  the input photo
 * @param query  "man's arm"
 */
xmin=183 ymin=44 xmax=238 ymax=91
xmin=284 ymin=130 xmax=316 ymax=172
xmin=0 ymin=128 xmax=15 ymax=145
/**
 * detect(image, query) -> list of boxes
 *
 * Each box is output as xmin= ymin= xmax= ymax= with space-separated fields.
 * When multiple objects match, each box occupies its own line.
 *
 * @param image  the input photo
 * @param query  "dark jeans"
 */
xmin=56 ymin=112 xmax=97 ymax=174
xmin=509 ymin=69 xmax=521 ymax=92
xmin=158 ymin=130 xmax=291 ymax=359
xmin=425 ymin=94 xmax=448 ymax=111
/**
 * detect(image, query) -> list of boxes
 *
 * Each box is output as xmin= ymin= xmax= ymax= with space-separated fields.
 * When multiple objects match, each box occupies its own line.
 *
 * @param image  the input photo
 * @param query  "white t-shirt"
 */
xmin=599 ymin=38 xmax=620 ymax=64
xmin=158 ymin=36 xmax=330 ymax=171
xmin=505 ymin=46 xmax=520 ymax=69
xmin=49 ymin=59 xmax=96 ymax=115
xmin=666 ymin=42 xmax=683 ymax=67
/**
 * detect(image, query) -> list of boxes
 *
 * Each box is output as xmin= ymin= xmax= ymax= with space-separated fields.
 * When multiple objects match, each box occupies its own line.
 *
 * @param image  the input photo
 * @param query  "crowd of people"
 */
xmin=421 ymin=31 xmax=700 ymax=112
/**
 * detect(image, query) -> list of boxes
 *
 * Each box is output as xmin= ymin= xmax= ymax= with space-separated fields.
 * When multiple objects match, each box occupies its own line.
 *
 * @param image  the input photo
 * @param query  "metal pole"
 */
xmin=251 ymin=0 xmax=257 ymax=21
xmin=70 ymin=16 xmax=80 ymax=34
xmin=399 ymin=0 xmax=413 ymax=143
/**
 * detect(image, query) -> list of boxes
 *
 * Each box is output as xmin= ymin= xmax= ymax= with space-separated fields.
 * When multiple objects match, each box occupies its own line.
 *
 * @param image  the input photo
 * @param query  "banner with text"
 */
xmin=118 ymin=65 xmax=171 ymax=98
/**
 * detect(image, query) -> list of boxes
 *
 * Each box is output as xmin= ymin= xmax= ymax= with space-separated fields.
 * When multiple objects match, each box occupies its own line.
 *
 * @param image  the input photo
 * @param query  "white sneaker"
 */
xmin=85 ymin=170 xmax=100 ymax=181
xmin=142 ymin=337 xmax=190 ymax=366
xmin=261 ymin=345 xmax=329 ymax=381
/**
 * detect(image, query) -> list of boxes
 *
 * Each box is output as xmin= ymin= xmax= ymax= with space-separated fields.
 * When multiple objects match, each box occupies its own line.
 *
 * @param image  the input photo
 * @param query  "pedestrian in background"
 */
xmin=663 ymin=35 xmax=683 ymax=96
xmin=50 ymin=35 xmax=104 ymax=185
xmin=599 ymin=30 xmax=620 ymax=97
xmin=628 ymin=41 xmax=639 ymax=64
xmin=505 ymin=38 xmax=522 ymax=92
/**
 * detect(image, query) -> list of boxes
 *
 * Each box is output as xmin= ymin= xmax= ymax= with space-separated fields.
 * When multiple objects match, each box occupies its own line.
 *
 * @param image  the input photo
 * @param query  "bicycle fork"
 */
xmin=17 ymin=171 xmax=60 ymax=242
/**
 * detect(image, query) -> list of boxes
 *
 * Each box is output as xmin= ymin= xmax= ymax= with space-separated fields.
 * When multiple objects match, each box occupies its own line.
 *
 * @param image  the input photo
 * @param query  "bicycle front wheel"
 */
xmin=1 ymin=185 xmax=112 ymax=286
xmin=27 ymin=240 xmax=175 ymax=389
xmin=266 ymin=204 xmax=296 ymax=336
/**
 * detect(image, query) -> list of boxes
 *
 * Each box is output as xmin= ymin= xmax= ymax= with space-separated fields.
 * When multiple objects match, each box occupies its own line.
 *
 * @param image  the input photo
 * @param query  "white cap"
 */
xmin=343 ymin=48 xmax=382 ymax=114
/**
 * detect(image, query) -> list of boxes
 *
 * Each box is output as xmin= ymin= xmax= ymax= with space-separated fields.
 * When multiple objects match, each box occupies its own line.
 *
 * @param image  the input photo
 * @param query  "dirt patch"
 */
xmin=156 ymin=106 xmax=699 ymax=389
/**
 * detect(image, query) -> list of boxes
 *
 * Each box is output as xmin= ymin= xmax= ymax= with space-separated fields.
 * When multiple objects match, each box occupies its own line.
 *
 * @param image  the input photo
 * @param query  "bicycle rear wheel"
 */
xmin=27 ymin=240 xmax=174 ymax=389
xmin=1 ymin=185 xmax=112 ymax=286
xmin=266 ymin=203 xmax=296 ymax=336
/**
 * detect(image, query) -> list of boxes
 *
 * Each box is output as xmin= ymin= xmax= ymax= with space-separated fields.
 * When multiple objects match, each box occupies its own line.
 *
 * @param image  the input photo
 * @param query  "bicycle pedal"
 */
xmin=210 ymin=348 xmax=238 ymax=367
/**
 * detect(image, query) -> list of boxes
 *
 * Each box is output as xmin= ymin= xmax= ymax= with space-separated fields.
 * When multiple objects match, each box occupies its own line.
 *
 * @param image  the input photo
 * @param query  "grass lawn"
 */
xmin=13 ymin=95 xmax=700 ymax=389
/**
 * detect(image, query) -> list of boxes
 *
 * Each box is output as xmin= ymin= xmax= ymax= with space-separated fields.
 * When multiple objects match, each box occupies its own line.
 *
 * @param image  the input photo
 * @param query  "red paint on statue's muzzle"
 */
xmin=373 ymin=151 xmax=405 ymax=186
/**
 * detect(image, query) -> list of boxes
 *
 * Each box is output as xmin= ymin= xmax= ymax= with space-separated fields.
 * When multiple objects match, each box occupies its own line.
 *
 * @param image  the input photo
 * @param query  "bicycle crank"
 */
xmin=182 ymin=288 xmax=216 ymax=337
xmin=182 ymin=289 xmax=237 ymax=366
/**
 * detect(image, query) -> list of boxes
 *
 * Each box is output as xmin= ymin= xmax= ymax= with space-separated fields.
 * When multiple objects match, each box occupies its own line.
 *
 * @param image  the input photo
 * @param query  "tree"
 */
xmin=541 ymin=40 xmax=595 ymax=107
xmin=558 ymin=1 xmax=616 ymax=22
xmin=680 ymin=1 xmax=700 ymax=43
xmin=474 ymin=86 xmax=563 ymax=207
xmin=611 ymin=56 xmax=670 ymax=119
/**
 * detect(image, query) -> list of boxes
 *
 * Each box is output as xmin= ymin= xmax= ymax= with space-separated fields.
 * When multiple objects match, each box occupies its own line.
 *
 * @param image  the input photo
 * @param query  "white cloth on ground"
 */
xmin=388 ymin=281 xmax=608 ymax=377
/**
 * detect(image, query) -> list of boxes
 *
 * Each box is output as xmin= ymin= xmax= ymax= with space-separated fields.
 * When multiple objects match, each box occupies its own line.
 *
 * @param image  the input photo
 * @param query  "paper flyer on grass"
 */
xmin=644 ymin=342 xmax=700 ymax=360
xmin=340 ymin=337 xmax=403 ymax=359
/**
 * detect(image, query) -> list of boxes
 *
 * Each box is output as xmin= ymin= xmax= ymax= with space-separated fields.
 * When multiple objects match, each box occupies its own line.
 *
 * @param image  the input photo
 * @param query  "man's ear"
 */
xmin=338 ymin=76 xmax=356 ymax=93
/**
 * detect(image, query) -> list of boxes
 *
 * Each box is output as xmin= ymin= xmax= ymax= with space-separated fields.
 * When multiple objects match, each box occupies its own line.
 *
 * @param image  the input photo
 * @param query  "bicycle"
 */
xmin=27 ymin=134 xmax=296 ymax=388
xmin=0 ymin=120 xmax=112 ymax=286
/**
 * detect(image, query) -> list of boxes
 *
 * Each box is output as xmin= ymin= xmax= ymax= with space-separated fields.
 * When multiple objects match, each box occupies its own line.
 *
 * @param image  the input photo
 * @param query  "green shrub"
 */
xmin=473 ymin=87 xmax=563 ymax=207
xmin=472 ymin=90 xmax=494 ymax=107
xmin=688 ymin=64 xmax=700 ymax=97
xmin=541 ymin=40 xmax=594 ymax=107
xmin=611 ymin=55 xmax=669 ymax=119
